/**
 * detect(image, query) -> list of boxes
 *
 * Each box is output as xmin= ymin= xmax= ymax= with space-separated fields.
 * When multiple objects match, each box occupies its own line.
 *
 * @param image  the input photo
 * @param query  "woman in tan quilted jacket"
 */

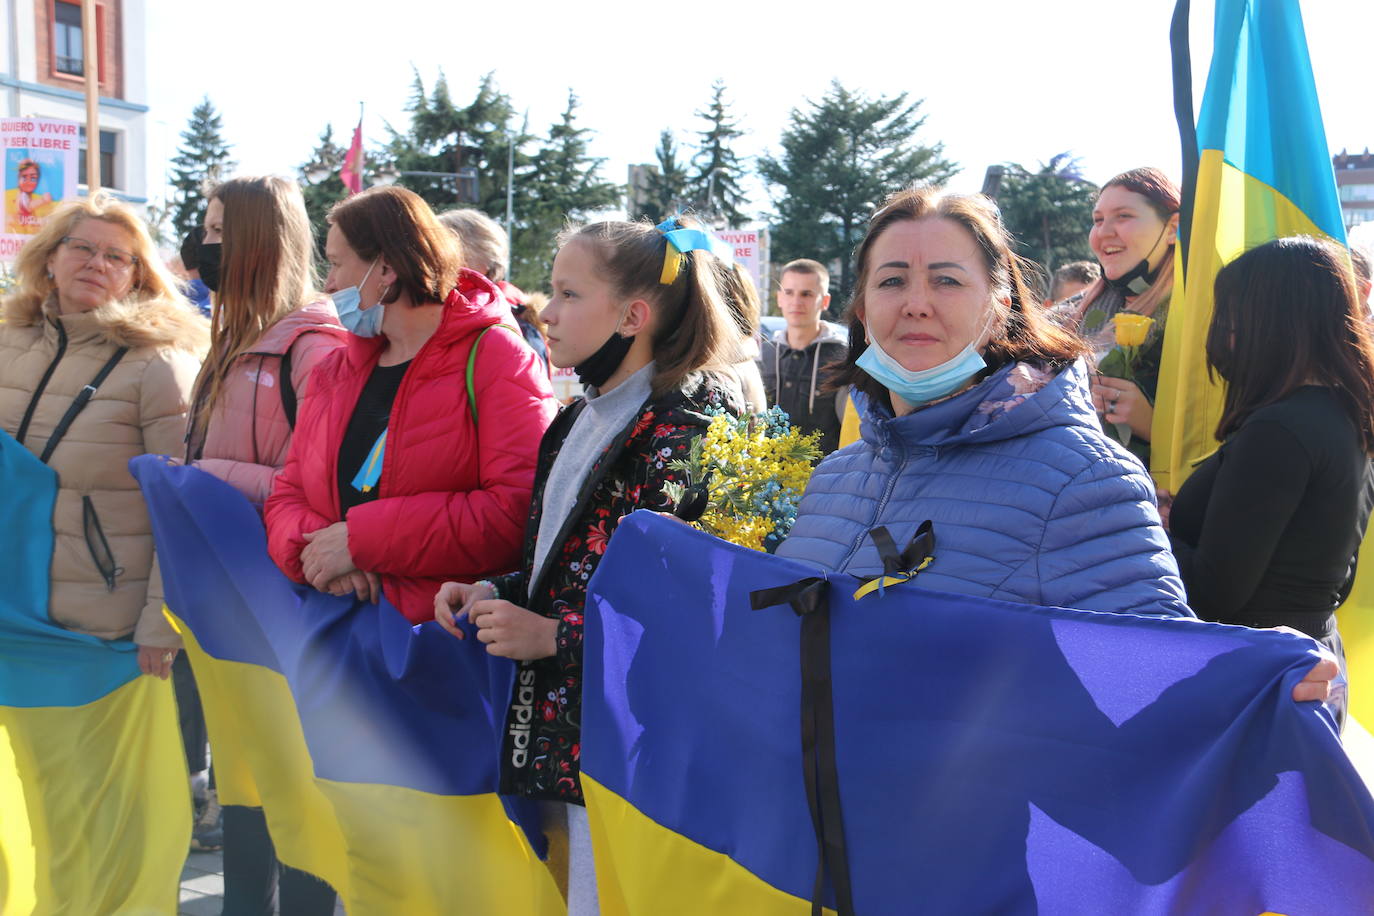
xmin=0 ymin=192 xmax=207 ymax=678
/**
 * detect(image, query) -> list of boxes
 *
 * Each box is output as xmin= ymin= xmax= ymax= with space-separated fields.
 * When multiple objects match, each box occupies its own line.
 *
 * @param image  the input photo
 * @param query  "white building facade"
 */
xmin=1 ymin=0 xmax=149 ymax=206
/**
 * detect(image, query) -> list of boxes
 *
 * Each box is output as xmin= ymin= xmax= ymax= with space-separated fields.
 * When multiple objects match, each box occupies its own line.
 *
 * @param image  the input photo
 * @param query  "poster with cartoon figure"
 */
xmin=2 ymin=117 xmax=79 ymax=262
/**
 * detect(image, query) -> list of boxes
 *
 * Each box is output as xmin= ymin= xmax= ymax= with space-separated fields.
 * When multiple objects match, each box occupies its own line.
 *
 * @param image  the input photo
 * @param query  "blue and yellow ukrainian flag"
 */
xmin=581 ymin=512 xmax=1374 ymax=914
xmin=1157 ymin=0 xmax=1374 ymax=727
xmin=1155 ymin=0 xmax=1346 ymax=488
xmin=0 ymin=432 xmax=190 ymax=914
xmin=130 ymin=457 xmax=562 ymax=915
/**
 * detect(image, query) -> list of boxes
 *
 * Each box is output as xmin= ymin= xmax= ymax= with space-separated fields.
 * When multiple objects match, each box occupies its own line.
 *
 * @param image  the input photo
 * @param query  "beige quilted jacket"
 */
xmin=0 ymin=294 xmax=207 ymax=646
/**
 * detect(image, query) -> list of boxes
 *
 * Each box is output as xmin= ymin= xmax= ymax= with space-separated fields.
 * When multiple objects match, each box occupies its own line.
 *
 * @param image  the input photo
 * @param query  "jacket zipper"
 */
xmin=15 ymin=319 xmax=69 ymax=445
xmin=836 ymin=439 xmax=909 ymax=572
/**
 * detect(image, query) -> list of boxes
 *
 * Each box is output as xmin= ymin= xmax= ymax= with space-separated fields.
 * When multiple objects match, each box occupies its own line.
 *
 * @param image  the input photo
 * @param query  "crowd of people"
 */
xmin=2 ymin=163 xmax=1371 ymax=913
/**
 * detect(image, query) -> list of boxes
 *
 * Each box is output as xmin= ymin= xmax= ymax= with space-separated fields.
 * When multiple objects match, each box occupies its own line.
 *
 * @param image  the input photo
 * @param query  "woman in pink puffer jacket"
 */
xmin=181 ymin=175 xmax=346 ymax=916
xmin=186 ymin=178 xmax=347 ymax=502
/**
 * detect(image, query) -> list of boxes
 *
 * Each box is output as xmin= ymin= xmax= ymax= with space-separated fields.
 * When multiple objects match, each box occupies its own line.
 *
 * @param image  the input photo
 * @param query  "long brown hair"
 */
xmin=1077 ymin=167 xmax=1181 ymax=319
xmin=563 ymin=218 xmax=736 ymax=396
xmin=328 ymin=186 xmax=463 ymax=307
xmin=1208 ymin=235 xmax=1374 ymax=453
xmin=831 ymin=186 xmax=1087 ymax=403
xmin=194 ymin=176 xmax=318 ymax=426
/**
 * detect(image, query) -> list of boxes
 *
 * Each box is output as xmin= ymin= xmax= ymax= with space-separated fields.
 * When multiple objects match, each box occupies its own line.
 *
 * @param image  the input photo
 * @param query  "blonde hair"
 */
xmin=3 ymin=191 xmax=184 ymax=326
xmin=194 ymin=175 xmax=319 ymax=426
xmin=438 ymin=208 xmax=509 ymax=281
xmin=562 ymin=219 xmax=736 ymax=396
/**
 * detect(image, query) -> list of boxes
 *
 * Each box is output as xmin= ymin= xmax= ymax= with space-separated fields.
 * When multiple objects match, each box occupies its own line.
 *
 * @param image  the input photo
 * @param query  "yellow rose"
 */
xmin=1113 ymin=313 xmax=1154 ymax=348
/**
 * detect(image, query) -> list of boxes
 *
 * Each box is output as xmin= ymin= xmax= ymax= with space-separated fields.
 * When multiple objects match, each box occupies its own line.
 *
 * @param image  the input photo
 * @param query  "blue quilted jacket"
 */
xmin=776 ymin=360 xmax=1193 ymax=618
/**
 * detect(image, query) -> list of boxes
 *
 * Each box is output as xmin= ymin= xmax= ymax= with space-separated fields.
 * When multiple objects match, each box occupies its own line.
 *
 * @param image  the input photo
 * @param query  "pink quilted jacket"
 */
xmin=192 ymin=299 xmax=348 ymax=505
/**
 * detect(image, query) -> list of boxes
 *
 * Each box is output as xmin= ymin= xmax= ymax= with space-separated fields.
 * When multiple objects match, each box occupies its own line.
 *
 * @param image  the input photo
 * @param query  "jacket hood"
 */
xmin=251 ymin=297 xmax=347 ymax=355
xmin=497 ymin=279 xmax=528 ymax=307
xmin=36 ymin=293 xmax=209 ymax=353
xmin=768 ymin=319 xmax=849 ymax=350
xmin=859 ymin=358 xmax=1101 ymax=452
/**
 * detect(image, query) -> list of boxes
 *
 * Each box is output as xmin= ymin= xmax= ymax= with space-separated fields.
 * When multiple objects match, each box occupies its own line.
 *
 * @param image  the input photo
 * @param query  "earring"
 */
xmin=46 ymin=271 xmax=53 ymax=280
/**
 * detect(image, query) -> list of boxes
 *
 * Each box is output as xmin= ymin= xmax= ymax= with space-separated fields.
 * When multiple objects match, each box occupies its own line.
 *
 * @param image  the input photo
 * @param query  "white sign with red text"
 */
xmin=717 ymin=227 xmax=769 ymax=303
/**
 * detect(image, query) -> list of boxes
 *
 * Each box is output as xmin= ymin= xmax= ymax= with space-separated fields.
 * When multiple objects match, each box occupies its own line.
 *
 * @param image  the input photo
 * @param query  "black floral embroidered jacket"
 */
xmin=491 ymin=376 xmax=739 ymax=803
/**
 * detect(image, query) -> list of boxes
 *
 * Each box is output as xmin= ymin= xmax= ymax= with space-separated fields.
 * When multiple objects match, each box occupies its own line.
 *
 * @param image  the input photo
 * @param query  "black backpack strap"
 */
xmin=39 ymin=347 xmax=129 ymax=465
xmin=279 ymin=343 xmax=297 ymax=429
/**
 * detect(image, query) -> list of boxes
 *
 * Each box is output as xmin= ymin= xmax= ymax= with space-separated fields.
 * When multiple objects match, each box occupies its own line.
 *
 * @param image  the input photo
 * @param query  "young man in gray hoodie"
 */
xmin=758 ymin=259 xmax=848 ymax=455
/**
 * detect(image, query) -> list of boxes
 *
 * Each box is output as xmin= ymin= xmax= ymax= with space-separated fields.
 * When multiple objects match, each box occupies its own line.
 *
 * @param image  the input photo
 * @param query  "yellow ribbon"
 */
xmin=852 ymin=556 xmax=935 ymax=600
xmin=659 ymin=239 xmax=685 ymax=285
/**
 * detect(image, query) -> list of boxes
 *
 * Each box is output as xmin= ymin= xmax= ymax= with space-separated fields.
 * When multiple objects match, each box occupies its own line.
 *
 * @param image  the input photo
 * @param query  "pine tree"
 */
xmin=298 ymin=125 xmax=349 ymax=252
xmin=688 ymin=81 xmax=749 ymax=227
xmin=759 ymin=80 xmax=958 ymax=297
xmin=169 ymin=97 xmax=235 ymax=241
xmin=512 ymin=91 xmax=621 ymax=290
xmin=385 ymin=70 xmax=529 ymax=220
xmin=637 ymin=129 xmax=690 ymax=223
xmin=991 ymin=153 xmax=1098 ymax=278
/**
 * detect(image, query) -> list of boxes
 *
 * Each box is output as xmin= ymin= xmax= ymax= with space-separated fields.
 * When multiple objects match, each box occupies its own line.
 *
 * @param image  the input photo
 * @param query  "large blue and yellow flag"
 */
xmin=130 ymin=457 xmax=562 ymax=915
xmin=0 ymin=432 xmax=190 ymax=914
xmin=582 ymin=512 xmax=1374 ymax=914
xmin=1155 ymin=0 xmax=1346 ymax=488
xmin=1159 ymin=0 xmax=1374 ymax=728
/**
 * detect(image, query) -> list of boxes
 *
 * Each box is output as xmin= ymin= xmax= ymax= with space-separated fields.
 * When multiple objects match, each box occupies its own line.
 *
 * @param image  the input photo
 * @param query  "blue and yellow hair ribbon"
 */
xmin=350 ymin=429 xmax=386 ymax=494
xmin=656 ymin=218 xmax=735 ymax=285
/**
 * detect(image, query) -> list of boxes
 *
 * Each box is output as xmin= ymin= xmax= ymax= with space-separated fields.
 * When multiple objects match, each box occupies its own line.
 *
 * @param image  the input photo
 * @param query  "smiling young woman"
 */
xmin=1051 ymin=167 xmax=1180 ymax=465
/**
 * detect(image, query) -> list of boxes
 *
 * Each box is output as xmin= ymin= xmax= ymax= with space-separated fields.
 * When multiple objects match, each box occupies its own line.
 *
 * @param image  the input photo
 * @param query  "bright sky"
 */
xmin=144 ymin=0 xmax=1373 ymax=221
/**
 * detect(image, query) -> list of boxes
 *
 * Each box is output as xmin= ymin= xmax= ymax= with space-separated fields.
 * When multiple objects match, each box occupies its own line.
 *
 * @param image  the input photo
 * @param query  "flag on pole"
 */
xmin=1154 ymin=0 xmax=1346 ymax=491
xmin=1159 ymin=0 xmax=1374 ymax=727
xmin=130 ymin=456 xmax=562 ymax=915
xmin=581 ymin=511 xmax=1374 ymax=914
xmin=341 ymin=112 xmax=364 ymax=195
xmin=0 ymin=432 xmax=190 ymax=913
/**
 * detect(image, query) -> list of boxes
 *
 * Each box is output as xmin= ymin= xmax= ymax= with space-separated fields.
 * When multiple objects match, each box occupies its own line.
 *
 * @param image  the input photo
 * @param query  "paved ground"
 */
xmin=178 ymin=849 xmax=346 ymax=916
xmin=178 ymin=851 xmax=225 ymax=916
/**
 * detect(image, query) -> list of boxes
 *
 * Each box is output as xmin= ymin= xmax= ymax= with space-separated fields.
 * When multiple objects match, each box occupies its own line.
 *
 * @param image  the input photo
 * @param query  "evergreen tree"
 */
xmin=298 ymin=125 xmax=350 ymax=252
xmin=992 ymin=153 xmax=1098 ymax=278
xmin=759 ymin=80 xmax=958 ymax=298
xmin=688 ymin=80 xmax=749 ymax=227
xmin=636 ymin=129 xmax=690 ymax=223
xmin=512 ymin=91 xmax=621 ymax=290
xmin=169 ymin=97 xmax=235 ymax=241
xmin=384 ymin=70 xmax=530 ymax=221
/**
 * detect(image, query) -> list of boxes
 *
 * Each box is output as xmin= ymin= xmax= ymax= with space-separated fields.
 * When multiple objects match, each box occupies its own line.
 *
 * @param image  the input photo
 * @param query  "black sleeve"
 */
xmin=1170 ymin=419 xmax=1312 ymax=616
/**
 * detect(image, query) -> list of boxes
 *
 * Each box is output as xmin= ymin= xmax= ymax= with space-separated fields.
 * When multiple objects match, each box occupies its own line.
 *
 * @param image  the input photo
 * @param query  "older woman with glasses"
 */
xmin=0 ymin=192 xmax=208 ymax=909
xmin=0 ymin=192 xmax=207 ymax=672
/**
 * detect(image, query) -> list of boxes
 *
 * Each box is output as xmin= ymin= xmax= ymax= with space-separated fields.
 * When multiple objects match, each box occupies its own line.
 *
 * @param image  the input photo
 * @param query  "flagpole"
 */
xmin=1169 ymin=0 xmax=1198 ymax=275
xmin=82 ymin=0 xmax=99 ymax=193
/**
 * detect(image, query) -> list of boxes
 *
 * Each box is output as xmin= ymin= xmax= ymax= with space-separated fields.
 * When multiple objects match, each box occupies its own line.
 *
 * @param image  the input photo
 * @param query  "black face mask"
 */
xmin=575 ymin=331 xmax=635 ymax=389
xmin=198 ymin=243 xmax=222 ymax=292
xmin=1104 ymin=257 xmax=1161 ymax=296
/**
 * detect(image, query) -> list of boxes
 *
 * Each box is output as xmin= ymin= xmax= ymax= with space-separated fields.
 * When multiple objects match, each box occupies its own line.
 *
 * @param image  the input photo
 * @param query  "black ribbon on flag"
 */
xmin=750 ymin=575 xmax=854 ymax=916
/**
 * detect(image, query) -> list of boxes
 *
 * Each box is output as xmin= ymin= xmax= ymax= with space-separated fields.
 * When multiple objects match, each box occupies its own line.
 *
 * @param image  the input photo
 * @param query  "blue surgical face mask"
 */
xmin=855 ymin=312 xmax=993 ymax=408
xmin=332 ymin=259 xmax=382 ymax=338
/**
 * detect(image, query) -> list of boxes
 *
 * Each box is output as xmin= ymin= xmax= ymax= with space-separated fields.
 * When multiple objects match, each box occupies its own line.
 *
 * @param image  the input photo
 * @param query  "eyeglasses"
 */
xmin=60 ymin=236 xmax=139 ymax=272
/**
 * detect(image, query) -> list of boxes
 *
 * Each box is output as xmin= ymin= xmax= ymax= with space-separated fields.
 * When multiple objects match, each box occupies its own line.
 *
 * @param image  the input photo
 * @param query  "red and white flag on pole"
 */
xmin=341 ymin=113 xmax=364 ymax=195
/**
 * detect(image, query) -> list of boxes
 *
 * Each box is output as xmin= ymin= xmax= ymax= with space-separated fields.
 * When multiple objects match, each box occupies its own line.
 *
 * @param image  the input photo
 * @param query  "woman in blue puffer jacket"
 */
xmin=776 ymin=186 xmax=1335 ymax=700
